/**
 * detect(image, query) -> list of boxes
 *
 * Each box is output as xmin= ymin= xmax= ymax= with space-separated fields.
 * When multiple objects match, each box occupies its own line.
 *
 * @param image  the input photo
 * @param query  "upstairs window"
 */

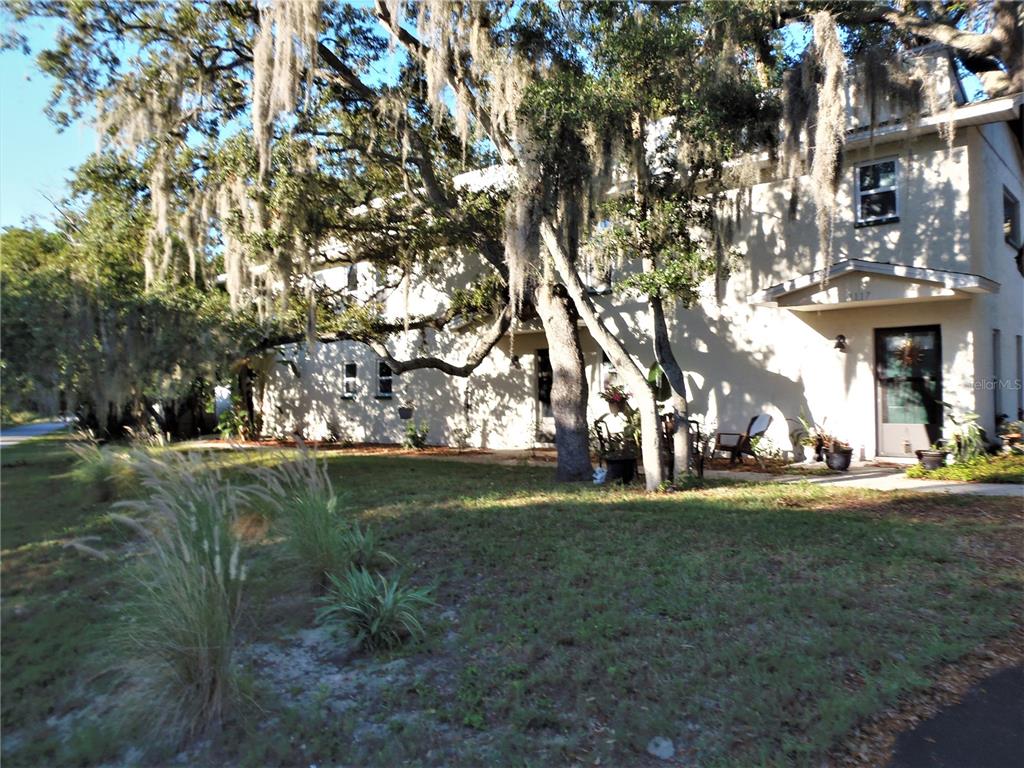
xmin=1004 ymin=187 xmax=1021 ymax=247
xmin=376 ymin=360 xmax=394 ymax=398
xmin=855 ymin=159 xmax=899 ymax=226
xmin=343 ymin=362 xmax=358 ymax=398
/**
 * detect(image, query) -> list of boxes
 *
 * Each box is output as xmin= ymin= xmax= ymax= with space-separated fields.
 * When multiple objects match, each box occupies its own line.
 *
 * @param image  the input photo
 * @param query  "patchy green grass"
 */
xmin=906 ymin=452 xmax=1024 ymax=484
xmin=2 ymin=441 xmax=1022 ymax=767
xmin=1 ymin=436 xmax=128 ymax=765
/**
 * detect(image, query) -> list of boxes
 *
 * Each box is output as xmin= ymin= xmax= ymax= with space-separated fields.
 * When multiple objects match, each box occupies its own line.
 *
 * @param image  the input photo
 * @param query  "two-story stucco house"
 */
xmin=259 ymin=54 xmax=1023 ymax=462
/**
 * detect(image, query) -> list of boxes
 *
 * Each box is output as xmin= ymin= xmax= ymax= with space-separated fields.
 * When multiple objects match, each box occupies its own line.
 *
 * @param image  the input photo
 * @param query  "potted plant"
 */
xmin=997 ymin=419 xmax=1022 ymax=449
xmin=824 ymin=437 xmax=854 ymax=471
xmin=398 ymin=402 xmax=414 ymax=420
xmin=600 ymin=384 xmax=631 ymax=416
xmin=917 ymin=442 xmax=950 ymax=471
xmin=794 ymin=415 xmax=829 ymax=462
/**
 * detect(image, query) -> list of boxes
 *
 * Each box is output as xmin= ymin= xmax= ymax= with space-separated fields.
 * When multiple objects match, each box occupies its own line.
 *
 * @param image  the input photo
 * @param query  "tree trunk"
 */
xmin=539 ymin=217 xmax=664 ymax=491
xmin=651 ymin=295 xmax=691 ymax=478
xmin=536 ymin=280 xmax=593 ymax=482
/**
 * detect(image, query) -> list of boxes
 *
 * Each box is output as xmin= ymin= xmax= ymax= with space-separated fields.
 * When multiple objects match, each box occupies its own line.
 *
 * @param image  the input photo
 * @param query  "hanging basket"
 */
xmin=609 ymin=401 xmax=624 ymax=416
xmin=398 ymin=405 xmax=414 ymax=420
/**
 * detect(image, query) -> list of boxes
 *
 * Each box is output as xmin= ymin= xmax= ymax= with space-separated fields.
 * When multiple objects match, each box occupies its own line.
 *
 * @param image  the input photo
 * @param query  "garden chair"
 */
xmin=713 ymin=414 xmax=772 ymax=465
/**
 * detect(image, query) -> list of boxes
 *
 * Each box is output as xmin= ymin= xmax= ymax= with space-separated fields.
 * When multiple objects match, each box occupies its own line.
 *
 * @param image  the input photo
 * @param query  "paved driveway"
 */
xmin=0 ymin=421 xmax=69 ymax=447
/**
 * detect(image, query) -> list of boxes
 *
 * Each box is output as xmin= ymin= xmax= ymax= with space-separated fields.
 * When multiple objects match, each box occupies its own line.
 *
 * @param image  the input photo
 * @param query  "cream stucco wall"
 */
xmin=259 ymin=115 xmax=1022 ymax=458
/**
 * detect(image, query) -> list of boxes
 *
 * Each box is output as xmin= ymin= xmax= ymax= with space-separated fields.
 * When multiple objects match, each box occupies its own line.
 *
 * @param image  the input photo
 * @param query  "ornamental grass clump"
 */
xmin=68 ymin=439 xmax=133 ymax=501
xmin=254 ymin=447 xmax=393 ymax=587
xmin=317 ymin=568 xmax=433 ymax=651
xmin=111 ymin=452 xmax=249 ymax=744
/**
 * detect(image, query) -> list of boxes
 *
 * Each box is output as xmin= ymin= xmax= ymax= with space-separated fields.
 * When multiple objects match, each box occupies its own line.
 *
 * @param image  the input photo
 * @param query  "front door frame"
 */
xmin=873 ymin=324 xmax=943 ymax=457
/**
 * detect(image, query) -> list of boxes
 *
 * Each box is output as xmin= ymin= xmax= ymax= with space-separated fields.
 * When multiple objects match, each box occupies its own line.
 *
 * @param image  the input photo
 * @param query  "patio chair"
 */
xmin=713 ymin=414 xmax=772 ymax=465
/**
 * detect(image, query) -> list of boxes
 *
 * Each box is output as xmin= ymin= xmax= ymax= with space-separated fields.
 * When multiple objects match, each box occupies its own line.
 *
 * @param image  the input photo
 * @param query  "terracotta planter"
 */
xmin=918 ymin=450 xmax=949 ymax=471
xmin=825 ymin=448 xmax=853 ymax=471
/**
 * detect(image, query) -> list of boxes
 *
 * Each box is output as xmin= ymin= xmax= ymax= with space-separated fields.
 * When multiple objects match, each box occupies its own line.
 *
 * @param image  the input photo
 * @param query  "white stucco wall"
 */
xmin=258 ymin=112 xmax=1021 ymax=458
xmin=968 ymin=121 xmax=1024 ymax=431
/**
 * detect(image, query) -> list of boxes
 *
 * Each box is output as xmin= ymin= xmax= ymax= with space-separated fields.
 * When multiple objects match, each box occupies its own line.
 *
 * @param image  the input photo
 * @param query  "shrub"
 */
xmin=68 ymin=440 xmax=132 ymax=501
xmin=450 ymin=425 xmax=472 ymax=452
xmin=253 ymin=447 xmax=392 ymax=586
xmin=907 ymin=452 xmax=1024 ymax=484
xmin=252 ymin=445 xmax=334 ymax=507
xmin=343 ymin=520 xmax=396 ymax=571
xmin=403 ymin=420 xmax=430 ymax=450
xmin=278 ymin=490 xmax=352 ymax=587
xmin=111 ymin=455 xmax=248 ymax=744
xmin=317 ymin=568 xmax=433 ymax=651
xmin=750 ymin=435 xmax=783 ymax=461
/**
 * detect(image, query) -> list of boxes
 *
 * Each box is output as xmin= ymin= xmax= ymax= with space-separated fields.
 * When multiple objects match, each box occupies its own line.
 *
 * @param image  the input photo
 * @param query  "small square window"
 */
xmin=1004 ymin=188 xmax=1021 ymax=247
xmin=377 ymin=360 xmax=394 ymax=397
xmin=343 ymin=362 xmax=358 ymax=397
xmin=855 ymin=159 xmax=899 ymax=226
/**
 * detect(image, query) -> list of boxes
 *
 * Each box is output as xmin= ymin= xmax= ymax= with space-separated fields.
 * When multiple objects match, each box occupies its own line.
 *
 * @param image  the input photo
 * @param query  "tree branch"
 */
xmin=371 ymin=0 xmax=518 ymax=162
xmin=367 ymin=305 xmax=510 ymax=377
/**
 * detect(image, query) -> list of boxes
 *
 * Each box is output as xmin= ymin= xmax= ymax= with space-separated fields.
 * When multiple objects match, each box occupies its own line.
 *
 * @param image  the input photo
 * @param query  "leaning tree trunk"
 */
xmin=539 ymin=218 xmax=664 ymax=491
xmin=536 ymin=280 xmax=593 ymax=482
xmin=650 ymin=293 xmax=691 ymax=478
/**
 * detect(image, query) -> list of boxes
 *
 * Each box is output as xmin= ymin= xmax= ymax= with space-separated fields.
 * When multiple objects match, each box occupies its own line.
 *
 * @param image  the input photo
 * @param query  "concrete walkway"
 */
xmin=0 ymin=420 xmax=69 ymax=447
xmin=704 ymin=463 xmax=1023 ymax=498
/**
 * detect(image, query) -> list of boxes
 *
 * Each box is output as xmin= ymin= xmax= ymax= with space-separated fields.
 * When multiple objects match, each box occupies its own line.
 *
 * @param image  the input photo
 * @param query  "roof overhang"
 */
xmin=749 ymin=259 xmax=1000 ymax=311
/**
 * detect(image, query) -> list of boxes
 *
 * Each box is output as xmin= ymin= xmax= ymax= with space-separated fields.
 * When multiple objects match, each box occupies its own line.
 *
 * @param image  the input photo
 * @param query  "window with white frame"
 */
xmin=342 ymin=361 xmax=358 ymax=397
xmin=376 ymin=360 xmax=394 ymax=398
xmin=1003 ymin=187 xmax=1020 ymax=247
xmin=855 ymin=159 xmax=899 ymax=226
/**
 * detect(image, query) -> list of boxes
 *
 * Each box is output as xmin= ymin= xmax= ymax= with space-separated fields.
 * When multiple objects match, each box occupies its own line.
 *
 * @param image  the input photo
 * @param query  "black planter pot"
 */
xmin=605 ymin=455 xmax=636 ymax=484
xmin=918 ymin=450 xmax=949 ymax=471
xmin=814 ymin=437 xmax=825 ymax=462
xmin=825 ymin=449 xmax=853 ymax=471
xmin=398 ymin=406 xmax=414 ymax=420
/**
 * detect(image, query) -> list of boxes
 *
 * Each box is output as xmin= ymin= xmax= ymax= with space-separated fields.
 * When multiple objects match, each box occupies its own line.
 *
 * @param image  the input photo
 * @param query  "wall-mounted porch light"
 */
xmin=834 ymin=334 xmax=848 ymax=352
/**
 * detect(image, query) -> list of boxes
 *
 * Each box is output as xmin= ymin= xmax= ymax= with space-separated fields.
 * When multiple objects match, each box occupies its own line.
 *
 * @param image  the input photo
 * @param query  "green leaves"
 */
xmin=317 ymin=568 xmax=434 ymax=651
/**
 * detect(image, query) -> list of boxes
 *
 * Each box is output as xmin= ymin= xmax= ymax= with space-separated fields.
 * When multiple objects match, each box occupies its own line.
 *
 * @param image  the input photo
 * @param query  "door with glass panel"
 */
xmin=875 ymin=326 xmax=943 ymax=456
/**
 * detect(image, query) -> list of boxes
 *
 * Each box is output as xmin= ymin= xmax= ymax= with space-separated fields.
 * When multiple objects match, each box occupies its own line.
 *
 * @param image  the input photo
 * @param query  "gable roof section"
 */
xmin=749 ymin=258 xmax=1000 ymax=311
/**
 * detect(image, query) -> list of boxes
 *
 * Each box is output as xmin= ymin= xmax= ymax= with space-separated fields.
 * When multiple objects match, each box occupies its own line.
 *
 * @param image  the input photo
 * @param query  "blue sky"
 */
xmin=1 ymin=21 xmax=96 ymax=229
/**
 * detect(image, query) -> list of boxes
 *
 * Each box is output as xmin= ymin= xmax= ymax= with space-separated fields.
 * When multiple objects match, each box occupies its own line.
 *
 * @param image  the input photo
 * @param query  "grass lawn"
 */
xmin=2 ymin=438 xmax=1022 ymax=766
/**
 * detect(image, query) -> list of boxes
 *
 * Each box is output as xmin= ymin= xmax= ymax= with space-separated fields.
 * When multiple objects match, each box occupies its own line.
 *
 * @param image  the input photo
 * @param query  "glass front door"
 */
xmin=875 ymin=326 xmax=943 ymax=456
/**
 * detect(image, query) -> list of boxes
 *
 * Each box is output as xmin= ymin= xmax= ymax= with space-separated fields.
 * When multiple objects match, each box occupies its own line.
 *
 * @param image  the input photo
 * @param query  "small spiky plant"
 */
xmin=343 ymin=520 xmax=396 ymax=571
xmin=317 ymin=568 xmax=434 ymax=651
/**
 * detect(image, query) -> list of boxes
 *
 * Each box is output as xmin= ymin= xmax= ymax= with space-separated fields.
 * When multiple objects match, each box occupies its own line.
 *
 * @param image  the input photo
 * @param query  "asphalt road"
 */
xmin=888 ymin=665 xmax=1024 ymax=768
xmin=0 ymin=420 xmax=69 ymax=447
